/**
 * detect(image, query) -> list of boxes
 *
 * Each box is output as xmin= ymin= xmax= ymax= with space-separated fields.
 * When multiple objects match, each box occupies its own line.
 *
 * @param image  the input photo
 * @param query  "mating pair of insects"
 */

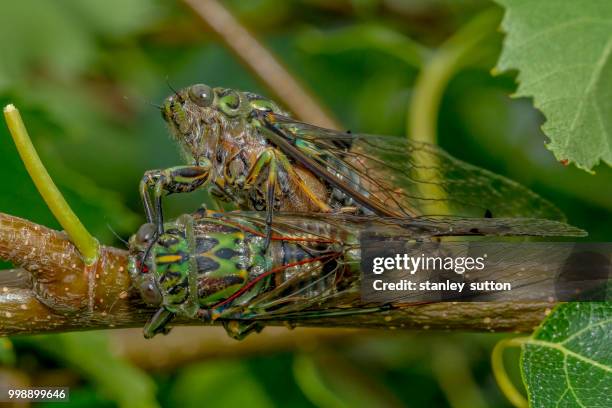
xmin=128 ymin=83 xmax=584 ymax=339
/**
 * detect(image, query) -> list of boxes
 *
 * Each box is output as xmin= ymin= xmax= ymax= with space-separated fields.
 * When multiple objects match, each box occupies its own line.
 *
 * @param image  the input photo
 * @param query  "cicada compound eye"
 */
xmin=140 ymin=280 xmax=162 ymax=306
xmin=135 ymin=223 xmax=156 ymax=245
xmin=188 ymin=84 xmax=214 ymax=108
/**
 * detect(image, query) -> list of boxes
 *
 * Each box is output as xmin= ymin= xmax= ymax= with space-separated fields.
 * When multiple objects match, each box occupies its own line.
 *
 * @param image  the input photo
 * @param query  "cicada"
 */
xmin=140 ymin=84 xmax=564 ymax=245
xmin=128 ymin=209 xmax=585 ymax=339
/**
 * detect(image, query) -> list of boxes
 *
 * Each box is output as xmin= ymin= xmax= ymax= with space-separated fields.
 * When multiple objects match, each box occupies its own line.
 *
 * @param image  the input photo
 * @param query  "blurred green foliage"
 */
xmin=18 ymin=333 xmax=158 ymax=408
xmin=0 ymin=0 xmax=609 ymax=407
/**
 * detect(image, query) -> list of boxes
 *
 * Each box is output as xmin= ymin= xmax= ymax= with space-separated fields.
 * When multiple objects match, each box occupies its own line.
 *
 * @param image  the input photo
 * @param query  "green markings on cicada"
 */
xmin=148 ymin=214 xmax=199 ymax=319
xmin=168 ymin=166 xmax=210 ymax=191
xmin=152 ymin=229 xmax=192 ymax=309
xmin=247 ymin=94 xmax=280 ymax=113
xmin=195 ymin=231 xmax=251 ymax=305
xmin=215 ymin=89 xmax=242 ymax=116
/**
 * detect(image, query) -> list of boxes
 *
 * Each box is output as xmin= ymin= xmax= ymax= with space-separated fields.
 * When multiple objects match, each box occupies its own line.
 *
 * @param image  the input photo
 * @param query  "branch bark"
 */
xmin=0 ymin=212 xmax=553 ymax=336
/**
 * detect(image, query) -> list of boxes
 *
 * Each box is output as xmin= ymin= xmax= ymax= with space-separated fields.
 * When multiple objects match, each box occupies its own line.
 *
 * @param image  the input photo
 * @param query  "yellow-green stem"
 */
xmin=3 ymin=104 xmax=99 ymax=264
xmin=491 ymin=337 xmax=529 ymax=408
xmin=408 ymin=7 xmax=502 ymax=144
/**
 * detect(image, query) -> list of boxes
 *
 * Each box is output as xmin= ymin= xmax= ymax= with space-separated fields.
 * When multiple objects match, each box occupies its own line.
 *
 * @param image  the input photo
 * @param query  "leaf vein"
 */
xmin=509 ymin=17 xmax=612 ymax=54
xmin=567 ymin=33 xmax=612 ymax=140
xmin=528 ymin=339 xmax=612 ymax=373
xmin=518 ymin=63 xmax=593 ymax=90
xmin=564 ymin=354 xmax=587 ymax=408
xmin=560 ymin=317 xmax=612 ymax=345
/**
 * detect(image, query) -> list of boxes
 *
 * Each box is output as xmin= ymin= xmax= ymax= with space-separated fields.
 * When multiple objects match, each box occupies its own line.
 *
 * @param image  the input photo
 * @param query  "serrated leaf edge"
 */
xmin=496 ymin=7 xmax=612 ymax=171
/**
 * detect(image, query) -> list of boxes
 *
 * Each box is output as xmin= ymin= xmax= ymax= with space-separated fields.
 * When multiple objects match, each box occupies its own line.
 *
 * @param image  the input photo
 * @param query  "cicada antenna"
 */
xmin=106 ymin=223 xmax=128 ymax=246
xmin=165 ymin=76 xmax=180 ymax=98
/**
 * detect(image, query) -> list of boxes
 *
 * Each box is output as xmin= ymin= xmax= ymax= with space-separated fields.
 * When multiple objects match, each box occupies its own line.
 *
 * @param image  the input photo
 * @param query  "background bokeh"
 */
xmin=0 ymin=0 xmax=609 ymax=407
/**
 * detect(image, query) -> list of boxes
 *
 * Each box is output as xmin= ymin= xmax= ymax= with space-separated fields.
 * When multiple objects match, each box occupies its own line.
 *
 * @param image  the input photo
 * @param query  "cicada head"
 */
xmin=128 ymin=220 xmax=198 ymax=316
xmin=161 ymin=83 xmax=285 ymax=165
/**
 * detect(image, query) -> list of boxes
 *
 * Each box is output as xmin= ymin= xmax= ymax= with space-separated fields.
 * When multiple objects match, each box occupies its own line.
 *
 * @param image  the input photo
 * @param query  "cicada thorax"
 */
xmin=152 ymin=232 xmax=190 ymax=303
xmin=189 ymin=218 xmax=335 ymax=310
xmin=186 ymin=212 xmax=356 ymax=316
xmin=194 ymin=223 xmax=265 ymax=308
xmin=225 ymin=120 xmax=383 ymax=216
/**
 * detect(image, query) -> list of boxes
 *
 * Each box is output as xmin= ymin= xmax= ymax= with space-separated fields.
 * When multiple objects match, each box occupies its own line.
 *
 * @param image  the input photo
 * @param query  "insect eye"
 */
xmin=218 ymin=91 xmax=241 ymax=115
xmin=188 ymin=84 xmax=214 ymax=107
xmin=136 ymin=223 xmax=156 ymax=245
xmin=140 ymin=281 xmax=162 ymax=306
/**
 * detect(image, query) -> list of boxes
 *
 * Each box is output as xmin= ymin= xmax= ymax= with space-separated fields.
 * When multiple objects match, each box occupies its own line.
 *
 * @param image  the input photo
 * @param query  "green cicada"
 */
xmin=128 ymin=209 xmax=585 ymax=339
xmin=140 ymin=84 xmax=565 ymax=244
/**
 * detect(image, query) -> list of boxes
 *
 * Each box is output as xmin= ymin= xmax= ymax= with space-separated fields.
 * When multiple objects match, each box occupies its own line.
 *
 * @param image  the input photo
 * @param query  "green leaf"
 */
xmin=495 ymin=0 xmax=612 ymax=171
xmin=521 ymin=302 xmax=612 ymax=407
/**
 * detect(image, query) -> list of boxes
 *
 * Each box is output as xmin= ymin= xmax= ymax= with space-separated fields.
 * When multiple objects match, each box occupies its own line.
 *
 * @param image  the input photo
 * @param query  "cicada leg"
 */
xmin=244 ymin=149 xmax=278 ymax=250
xmin=143 ymin=308 xmax=175 ymax=339
xmin=221 ymin=320 xmax=265 ymax=341
xmin=209 ymin=182 xmax=238 ymax=212
xmin=139 ymin=161 xmax=212 ymax=235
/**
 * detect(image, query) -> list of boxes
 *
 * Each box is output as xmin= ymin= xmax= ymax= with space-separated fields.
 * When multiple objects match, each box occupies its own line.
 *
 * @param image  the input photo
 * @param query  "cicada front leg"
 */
xmin=209 ymin=182 xmax=242 ymax=212
xmin=139 ymin=161 xmax=212 ymax=235
xmin=243 ymin=149 xmax=279 ymax=250
xmin=143 ymin=307 xmax=175 ymax=339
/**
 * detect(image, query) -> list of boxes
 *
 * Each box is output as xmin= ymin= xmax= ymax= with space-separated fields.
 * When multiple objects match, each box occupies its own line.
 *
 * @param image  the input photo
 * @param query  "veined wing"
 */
xmin=262 ymin=114 xmax=565 ymax=221
xmin=214 ymin=211 xmax=587 ymax=239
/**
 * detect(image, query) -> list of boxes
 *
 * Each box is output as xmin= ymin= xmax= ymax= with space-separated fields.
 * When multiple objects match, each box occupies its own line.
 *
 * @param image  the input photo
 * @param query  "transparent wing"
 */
xmin=264 ymin=114 xmax=565 ymax=221
xmin=216 ymin=211 xmax=586 ymax=239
